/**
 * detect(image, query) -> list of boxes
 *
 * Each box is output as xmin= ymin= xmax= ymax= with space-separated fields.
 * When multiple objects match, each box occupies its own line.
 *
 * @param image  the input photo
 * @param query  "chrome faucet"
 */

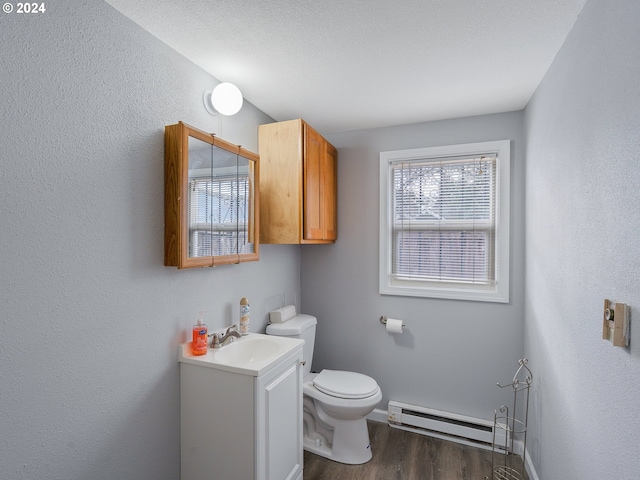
xmin=210 ymin=324 xmax=242 ymax=348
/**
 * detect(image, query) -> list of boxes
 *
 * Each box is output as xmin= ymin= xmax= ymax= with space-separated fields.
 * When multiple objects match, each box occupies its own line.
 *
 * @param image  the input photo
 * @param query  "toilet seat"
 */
xmin=313 ymin=370 xmax=379 ymax=399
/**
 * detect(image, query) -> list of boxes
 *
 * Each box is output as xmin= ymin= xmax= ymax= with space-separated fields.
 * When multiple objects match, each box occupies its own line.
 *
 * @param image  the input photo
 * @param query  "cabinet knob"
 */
xmin=301 ymin=361 xmax=306 ymax=366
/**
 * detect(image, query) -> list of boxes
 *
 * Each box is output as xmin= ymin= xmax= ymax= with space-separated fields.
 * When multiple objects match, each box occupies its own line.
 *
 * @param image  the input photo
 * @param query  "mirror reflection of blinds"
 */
xmin=391 ymin=155 xmax=496 ymax=285
xmin=188 ymin=175 xmax=252 ymax=258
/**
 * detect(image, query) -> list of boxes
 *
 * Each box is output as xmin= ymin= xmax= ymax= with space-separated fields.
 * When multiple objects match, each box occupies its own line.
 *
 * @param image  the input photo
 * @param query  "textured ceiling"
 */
xmin=105 ymin=0 xmax=587 ymax=134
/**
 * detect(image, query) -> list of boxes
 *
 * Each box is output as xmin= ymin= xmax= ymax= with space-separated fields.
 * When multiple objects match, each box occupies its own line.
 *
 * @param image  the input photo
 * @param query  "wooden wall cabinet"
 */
xmin=258 ymin=119 xmax=337 ymax=244
xmin=165 ymin=122 xmax=259 ymax=268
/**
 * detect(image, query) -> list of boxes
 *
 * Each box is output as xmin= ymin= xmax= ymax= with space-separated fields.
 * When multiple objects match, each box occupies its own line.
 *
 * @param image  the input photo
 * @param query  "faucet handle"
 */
xmin=210 ymin=332 xmax=221 ymax=348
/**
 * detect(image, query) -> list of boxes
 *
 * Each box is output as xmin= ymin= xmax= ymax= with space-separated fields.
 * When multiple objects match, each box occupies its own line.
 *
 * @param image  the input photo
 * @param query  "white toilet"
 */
xmin=266 ymin=310 xmax=382 ymax=465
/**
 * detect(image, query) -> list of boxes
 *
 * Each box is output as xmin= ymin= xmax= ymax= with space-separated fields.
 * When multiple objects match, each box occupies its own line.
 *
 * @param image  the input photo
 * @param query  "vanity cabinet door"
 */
xmin=256 ymin=353 xmax=303 ymax=480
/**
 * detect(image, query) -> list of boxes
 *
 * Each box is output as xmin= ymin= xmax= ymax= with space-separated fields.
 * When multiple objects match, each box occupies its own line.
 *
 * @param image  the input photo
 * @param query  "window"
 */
xmin=188 ymin=174 xmax=252 ymax=258
xmin=379 ymin=140 xmax=510 ymax=302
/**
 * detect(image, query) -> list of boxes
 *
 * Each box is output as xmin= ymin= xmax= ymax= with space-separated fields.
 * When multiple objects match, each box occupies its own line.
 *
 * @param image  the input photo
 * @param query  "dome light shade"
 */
xmin=209 ymin=82 xmax=243 ymax=115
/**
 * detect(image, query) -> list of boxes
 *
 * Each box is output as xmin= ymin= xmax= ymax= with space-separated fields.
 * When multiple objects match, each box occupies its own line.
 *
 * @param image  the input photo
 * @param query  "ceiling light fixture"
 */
xmin=203 ymin=82 xmax=243 ymax=116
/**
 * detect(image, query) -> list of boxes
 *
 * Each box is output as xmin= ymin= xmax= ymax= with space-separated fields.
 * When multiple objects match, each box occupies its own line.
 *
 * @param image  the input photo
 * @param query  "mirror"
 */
xmin=165 ymin=122 xmax=259 ymax=268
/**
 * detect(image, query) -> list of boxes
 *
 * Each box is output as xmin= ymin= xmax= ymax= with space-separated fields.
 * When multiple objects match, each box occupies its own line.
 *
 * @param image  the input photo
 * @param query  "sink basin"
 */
xmin=179 ymin=332 xmax=304 ymax=376
xmin=214 ymin=336 xmax=281 ymax=364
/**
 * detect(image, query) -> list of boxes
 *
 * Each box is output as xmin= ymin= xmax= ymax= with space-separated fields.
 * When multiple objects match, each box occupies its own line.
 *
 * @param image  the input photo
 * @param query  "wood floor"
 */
xmin=303 ymin=421 xmax=526 ymax=480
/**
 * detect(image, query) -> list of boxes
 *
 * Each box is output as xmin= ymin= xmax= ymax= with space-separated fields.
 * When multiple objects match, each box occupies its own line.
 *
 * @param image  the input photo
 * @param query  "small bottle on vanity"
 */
xmin=239 ymin=298 xmax=250 ymax=336
xmin=191 ymin=312 xmax=208 ymax=356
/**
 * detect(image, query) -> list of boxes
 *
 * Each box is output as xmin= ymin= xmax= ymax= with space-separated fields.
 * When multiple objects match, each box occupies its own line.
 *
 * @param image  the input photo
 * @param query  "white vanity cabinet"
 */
xmin=179 ymin=335 xmax=304 ymax=480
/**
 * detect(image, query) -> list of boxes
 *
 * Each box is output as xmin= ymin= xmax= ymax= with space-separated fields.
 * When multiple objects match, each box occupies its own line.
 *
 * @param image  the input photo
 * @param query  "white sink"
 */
xmin=214 ymin=335 xmax=281 ymax=364
xmin=179 ymin=332 xmax=304 ymax=376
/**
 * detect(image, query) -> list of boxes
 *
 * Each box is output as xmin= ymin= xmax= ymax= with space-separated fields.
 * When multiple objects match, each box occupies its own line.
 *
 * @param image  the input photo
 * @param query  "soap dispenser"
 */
xmin=191 ymin=312 xmax=208 ymax=356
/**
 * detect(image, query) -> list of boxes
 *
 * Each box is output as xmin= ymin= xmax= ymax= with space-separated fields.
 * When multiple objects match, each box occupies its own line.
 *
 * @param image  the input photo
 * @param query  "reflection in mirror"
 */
xmin=237 ymin=154 xmax=254 ymax=255
xmin=187 ymin=134 xmax=213 ymax=258
xmin=188 ymin=143 xmax=255 ymax=259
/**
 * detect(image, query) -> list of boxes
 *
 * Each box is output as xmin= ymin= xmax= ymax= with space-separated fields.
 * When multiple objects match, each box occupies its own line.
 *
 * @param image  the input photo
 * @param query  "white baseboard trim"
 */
xmin=367 ymin=407 xmax=388 ymax=424
xmin=524 ymin=447 xmax=540 ymax=480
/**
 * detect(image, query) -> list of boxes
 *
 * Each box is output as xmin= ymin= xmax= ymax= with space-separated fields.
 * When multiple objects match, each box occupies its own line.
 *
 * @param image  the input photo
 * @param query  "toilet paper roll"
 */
xmin=386 ymin=318 xmax=404 ymax=334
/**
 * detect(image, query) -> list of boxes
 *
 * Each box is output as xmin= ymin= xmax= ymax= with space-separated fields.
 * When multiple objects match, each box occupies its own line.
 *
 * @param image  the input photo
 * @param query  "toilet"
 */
xmin=266 ymin=309 xmax=382 ymax=465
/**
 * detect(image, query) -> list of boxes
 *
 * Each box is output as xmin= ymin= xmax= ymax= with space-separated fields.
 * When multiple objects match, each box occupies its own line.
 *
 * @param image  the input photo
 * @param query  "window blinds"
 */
xmin=188 ymin=175 xmax=251 ymax=257
xmin=391 ymin=155 xmax=496 ymax=285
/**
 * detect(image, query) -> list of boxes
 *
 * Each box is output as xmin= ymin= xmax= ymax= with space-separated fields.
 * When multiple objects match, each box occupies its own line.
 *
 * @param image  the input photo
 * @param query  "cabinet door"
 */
xmin=165 ymin=122 xmax=259 ymax=268
xmin=321 ymin=140 xmax=338 ymax=241
xmin=258 ymin=120 xmax=304 ymax=244
xmin=303 ymin=125 xmax=337 ymax=242
xmin=257 ymin=357 xmax=303 ymax=480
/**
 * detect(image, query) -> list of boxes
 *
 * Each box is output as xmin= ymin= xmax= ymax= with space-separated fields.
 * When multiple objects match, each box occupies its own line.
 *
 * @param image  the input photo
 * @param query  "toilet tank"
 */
xmin=266 ymin=314 xmax=316 ymax=377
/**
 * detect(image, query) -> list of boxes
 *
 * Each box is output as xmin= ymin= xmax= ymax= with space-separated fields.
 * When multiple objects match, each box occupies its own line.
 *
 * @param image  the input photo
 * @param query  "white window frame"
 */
xmin=379 ymin=140 xmax=510 ymax=303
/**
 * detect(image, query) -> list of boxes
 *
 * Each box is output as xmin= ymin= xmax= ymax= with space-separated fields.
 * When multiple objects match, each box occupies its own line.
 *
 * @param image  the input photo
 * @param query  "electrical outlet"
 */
xmin=602 ymin=299 xmax=630 ymax=347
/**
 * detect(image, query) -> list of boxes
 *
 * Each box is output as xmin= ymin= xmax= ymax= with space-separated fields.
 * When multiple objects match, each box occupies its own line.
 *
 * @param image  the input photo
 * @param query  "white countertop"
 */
xmin=178 ymin=332 xmax=304 ymax=376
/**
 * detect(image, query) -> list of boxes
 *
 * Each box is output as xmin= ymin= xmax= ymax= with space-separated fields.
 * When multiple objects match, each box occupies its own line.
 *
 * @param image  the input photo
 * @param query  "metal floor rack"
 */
xmin=486 ymin=359 xmax=532 ymax=480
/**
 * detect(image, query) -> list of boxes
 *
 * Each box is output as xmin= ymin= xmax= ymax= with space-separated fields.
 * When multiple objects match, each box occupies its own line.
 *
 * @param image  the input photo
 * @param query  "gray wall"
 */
xmin=524 ymin=0 xmax=640 ymax=478
xmin=0 ymin=2 xmax=300 ymax=479
xmin=305 ymin=111 xmax=526 ymax=420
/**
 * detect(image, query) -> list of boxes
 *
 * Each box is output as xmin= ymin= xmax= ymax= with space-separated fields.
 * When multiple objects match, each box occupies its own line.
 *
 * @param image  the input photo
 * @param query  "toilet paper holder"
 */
xmin=379 ymin=316 xmax=405 ymax=327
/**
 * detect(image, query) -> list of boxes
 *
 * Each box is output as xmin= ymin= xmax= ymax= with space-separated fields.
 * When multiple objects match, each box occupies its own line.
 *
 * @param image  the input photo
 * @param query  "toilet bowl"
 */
xmin=266 ymin=310 xmax=381 ymax=465
xmin=303 ymin=371 xmax=382 ymax=464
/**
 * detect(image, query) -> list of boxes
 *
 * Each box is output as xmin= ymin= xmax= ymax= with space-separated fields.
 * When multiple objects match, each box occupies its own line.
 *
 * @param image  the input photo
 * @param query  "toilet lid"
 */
xmin=313 ymin=370 xmax=379 ymax=399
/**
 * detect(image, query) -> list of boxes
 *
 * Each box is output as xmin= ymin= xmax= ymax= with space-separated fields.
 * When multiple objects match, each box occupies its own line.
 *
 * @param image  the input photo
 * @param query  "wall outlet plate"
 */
xmin=602 ymin=299 xmax=630 ymax=347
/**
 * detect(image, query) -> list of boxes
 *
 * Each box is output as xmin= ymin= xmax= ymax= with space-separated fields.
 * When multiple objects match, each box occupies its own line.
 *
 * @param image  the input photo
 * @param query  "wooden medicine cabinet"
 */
xmin=164 ymin=122 xmax=259 ymax=268
xmin=258 ymin=119 xmax=337 ymax=244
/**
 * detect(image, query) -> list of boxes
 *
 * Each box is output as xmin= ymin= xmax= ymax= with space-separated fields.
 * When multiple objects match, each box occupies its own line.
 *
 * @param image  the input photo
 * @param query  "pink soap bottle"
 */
xmin=191 ymin=312 xmax=208 ymax=356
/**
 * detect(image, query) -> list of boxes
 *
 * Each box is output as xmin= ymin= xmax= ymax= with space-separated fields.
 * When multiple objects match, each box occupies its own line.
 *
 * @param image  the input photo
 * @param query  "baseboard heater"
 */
xmin=387 ymin=401 xmax=508 ymax=451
